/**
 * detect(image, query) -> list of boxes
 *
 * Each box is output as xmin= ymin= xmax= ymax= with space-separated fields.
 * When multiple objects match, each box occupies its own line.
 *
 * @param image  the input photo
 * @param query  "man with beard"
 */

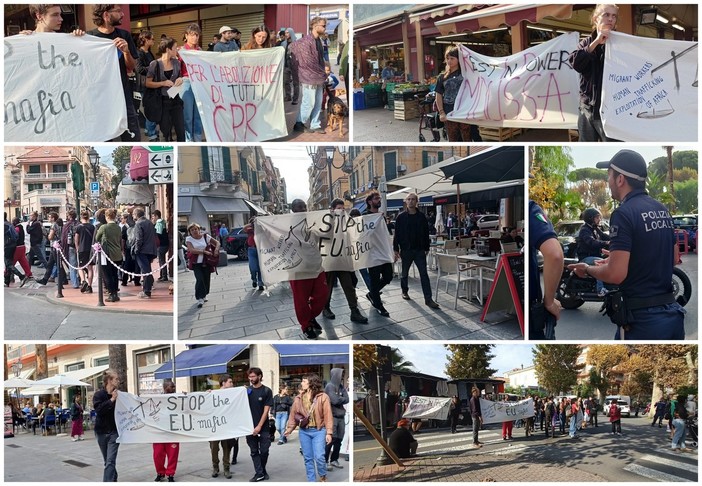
xmin=246 ymin=367 xmax=273 ymax=482
xmin=88 ymin=4 xmax=141 ymax=141
xmin=363 ymin=191 xmax=394 ymax=317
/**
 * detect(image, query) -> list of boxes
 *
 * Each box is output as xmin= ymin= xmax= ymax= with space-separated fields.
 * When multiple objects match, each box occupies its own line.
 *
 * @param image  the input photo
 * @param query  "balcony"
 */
xmin=198 ymin=168 xmax=241 ymax=185
xmin=24 ymin=189 xmax=66 ymax=197
xmin=23 ymin=171 xmax=69 ymax=180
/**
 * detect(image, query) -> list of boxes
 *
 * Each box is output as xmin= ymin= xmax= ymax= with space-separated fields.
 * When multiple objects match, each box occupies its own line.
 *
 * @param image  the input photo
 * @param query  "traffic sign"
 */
xmin=149 ymin=168 xmax=173 ymax=184
xmin=148 ymin=151 xmax=174 ymax=169
xmin=90 ymin=181 xmax=100 ymax=195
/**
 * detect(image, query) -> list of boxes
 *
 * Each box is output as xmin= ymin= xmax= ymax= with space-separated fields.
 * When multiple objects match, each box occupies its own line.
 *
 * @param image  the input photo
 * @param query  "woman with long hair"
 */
xmin=273 ymin=386 xmax=293 ymax=445
xmin=93 ymin=369 xmax=120 ymax=481
xmin=185 ymin=223 xmax=219 ymax=308
xmin=70 ymin=394 xmax=84 ymax=441
xmin=435 ymin=45 xmax=482 ymax=142
xmin=243 ymin=25 xmax=271 ymax=50
xmin=136 ymin=30 xmax=158 ymax=141
xmin=178 ymin=23 xmax=204 ymax=141
xmin=146 ymin=37 xmax=185 ymax=141
xmin=285 ymin=374 xmax=333 ymax=482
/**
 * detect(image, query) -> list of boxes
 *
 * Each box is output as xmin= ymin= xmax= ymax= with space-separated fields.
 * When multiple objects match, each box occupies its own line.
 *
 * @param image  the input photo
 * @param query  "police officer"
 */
xmin=577 ymin=207 xmax=610 ymax=296
xmin=568 ymin=149 xmax=685 ymax=340
xmin=528 ymin=198 xmax=563 ymax=339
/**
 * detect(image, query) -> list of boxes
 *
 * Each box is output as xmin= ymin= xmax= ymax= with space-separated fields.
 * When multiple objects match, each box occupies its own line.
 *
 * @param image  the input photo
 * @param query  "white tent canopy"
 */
xmin=116 ymin=183 xmax=155 ymax=205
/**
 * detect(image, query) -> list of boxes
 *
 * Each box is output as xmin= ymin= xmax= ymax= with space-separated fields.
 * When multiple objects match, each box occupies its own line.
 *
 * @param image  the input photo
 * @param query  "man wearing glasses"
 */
xmin=290 ymin=17 xmax=328 ymax=134
xmin=88 ymin=4 xmax=141 ymax=141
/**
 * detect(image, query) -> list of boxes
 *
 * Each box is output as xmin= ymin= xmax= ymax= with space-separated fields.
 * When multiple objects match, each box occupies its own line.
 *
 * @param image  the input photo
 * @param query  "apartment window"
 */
xmin=53 ymin=164 xmax=68 ymax=173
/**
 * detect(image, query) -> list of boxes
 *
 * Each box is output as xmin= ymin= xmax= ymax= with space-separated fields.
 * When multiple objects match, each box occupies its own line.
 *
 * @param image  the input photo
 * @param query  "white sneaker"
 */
xmin=598 ymin=288 xmax=609 ymax=297
xmin=197 ymin=298 xmax=204 ymax=308
xmin=71 ymin=437 xmax=78 ymax=442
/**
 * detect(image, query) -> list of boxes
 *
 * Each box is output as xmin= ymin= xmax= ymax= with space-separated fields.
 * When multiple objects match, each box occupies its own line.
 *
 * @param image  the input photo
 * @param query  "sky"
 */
xmin=569 ymin=145 xmax=697 ymax=169
xmin=263 ymin=145 xmax=321 ymax=202
xmin=394 ymin=343 xmax=535 ymax=379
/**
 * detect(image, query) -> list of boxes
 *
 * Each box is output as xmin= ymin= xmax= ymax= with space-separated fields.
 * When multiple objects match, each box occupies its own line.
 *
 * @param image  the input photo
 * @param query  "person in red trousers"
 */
xmin=153 ymin=379 xmax=180 ymax=482
xmin=12 ymin=218 xmax=32 ymax=287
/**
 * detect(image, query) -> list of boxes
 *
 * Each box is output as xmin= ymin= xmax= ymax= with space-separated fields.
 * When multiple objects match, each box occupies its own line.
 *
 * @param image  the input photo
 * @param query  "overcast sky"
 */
xmin=264 ymin=145 xmax=314 ymax=202
xmin=393 ymin=343 xmax=535 ymax=379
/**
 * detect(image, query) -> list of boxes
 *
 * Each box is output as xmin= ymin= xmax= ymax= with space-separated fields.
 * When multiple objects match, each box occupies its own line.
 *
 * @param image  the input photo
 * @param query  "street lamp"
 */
xmin=5 ymin=197 xmax=11 ymax=219
xmin=87 ymin=147 xmax=100 ymax=209
xmin=306 ymin=146 xmax=348 ymax=209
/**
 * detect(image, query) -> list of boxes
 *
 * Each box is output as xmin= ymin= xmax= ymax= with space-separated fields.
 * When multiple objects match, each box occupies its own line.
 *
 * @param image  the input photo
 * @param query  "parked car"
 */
xmin=476 ymin=214 xmax=500 ymax=230
xmin=224 ymin=227 xmax=248 ymax=260
xmin=672 ymin=214 xmax=697 ymax=251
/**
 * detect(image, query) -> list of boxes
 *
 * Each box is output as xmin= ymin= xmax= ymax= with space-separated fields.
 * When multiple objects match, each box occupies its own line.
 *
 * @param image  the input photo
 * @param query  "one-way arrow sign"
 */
xmin=149 ymin=151 xmax=174 ymax=169
xmin=149 ymin=168 xmax=173 ymax=184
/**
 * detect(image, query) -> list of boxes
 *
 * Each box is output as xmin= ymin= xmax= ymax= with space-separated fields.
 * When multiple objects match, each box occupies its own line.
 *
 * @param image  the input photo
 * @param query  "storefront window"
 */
xmin=280 ymin=365 xmax=323 ymax=392
xmin=135 ymin=347 xmax=171 ymax=396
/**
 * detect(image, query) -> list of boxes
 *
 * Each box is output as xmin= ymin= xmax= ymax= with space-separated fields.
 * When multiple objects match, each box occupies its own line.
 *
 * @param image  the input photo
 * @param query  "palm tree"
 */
xmin=390 ymin=348 xmax=415 ymax=372
xmin=663 ymin=146 xmax=676 ymax=212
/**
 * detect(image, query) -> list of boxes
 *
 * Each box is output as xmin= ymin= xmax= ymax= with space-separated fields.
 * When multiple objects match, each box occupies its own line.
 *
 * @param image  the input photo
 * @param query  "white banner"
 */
xmin=601 ymin=32 xmax=698 ymax=141
xmin=115 ymin=387 xmax=253 ymax=443
xmin=450 ymin=32 xmax=580 ymax=128
xmin=178 ymin=48 xmax=287 ymax=142
xmin=402 ymin=396 xmax=453 ymax=420
xmin=254 ymin=211 xmax=395 ymax=284
xmin=480 ymin=397 xmax=534 ymax=425
xmin=4 ymin=33 xmax=128 ymax=142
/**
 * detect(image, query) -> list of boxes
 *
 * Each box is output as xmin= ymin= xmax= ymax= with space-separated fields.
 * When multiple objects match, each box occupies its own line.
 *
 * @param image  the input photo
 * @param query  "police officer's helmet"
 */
xmin=581 ymin=208 xmax=601 ymax=225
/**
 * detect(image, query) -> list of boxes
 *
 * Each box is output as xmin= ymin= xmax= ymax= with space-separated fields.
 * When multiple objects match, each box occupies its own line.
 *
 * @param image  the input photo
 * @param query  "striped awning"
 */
xmin=409 ymin=4 xmax=476 ymax=23
xmin=435 ymin=4 xmax=573 ymax=35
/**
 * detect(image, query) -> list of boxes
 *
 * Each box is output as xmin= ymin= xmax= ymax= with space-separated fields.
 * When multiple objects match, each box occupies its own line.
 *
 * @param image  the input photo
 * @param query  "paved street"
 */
xmin=353 ymin=415 xmax=698 ymax=482
xmin=4 ymin=426 xmax=348 ymax=482
xmin=178 ymin=255 xmax=522 ymax=341
xmin=352 ymin=106 xmax=571 ymax=143
xmin=4 ymin=261 xmax=173 ymax=341
xmin=555 ymin=253 xmax=698 ymax=340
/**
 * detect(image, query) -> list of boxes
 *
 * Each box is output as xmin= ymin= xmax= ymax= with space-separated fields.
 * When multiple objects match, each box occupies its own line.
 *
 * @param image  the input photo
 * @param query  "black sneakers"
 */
xmin=249 ymin=475 xmax=265 ymax=482
xmin=303 ymin=327 xmax=318 ymax=340
xmin=376 ymin=305 xmax=390 ymax=317
xmin=311 ymin=318 xmax=323 ymax=331
xmin=322 ymin=308 xmax=336 ymax=319
xmin=293 ymin=122 xmax=305 ymax=132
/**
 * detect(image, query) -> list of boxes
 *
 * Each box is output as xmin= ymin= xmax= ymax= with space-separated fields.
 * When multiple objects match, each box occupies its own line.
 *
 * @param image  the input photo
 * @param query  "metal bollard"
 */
xmin=96 ymin=251 xmax=105 ymax=307
xmin=55 ymin=250 xmax=64 ymax=298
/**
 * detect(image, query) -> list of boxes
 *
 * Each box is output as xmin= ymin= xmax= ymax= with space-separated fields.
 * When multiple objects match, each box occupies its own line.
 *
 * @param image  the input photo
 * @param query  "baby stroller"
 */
xmin=687 ymin=415 xmax=698 ymax=447
xmin=417 ymin=92 xmax=447 ymax=142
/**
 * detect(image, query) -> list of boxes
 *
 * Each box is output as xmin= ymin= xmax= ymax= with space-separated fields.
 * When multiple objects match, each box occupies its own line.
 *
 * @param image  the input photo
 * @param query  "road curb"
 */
xmin=45 ymin=290 xmax=173 ymax=316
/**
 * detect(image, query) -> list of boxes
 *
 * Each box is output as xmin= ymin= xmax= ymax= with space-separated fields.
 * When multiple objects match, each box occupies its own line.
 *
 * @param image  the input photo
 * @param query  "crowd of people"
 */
xmin=88 ymin=367 xmax=349 ymax=482
xmin=4 ymin=207 xmax=171 ymax=304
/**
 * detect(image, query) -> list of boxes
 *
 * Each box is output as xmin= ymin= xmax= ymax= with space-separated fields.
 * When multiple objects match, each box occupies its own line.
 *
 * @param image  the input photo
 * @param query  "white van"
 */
xmin=604 ymin=395 xmax=631 ymax=417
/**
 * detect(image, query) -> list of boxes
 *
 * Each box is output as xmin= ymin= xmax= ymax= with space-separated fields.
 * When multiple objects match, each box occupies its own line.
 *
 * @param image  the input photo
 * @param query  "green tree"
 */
xmin=444 ymin=345 xmax=495 ymax=379
xmin=649 ymin=150 xmax=698 ymax=176
xmin=109 ymin=146 xmax=131 ymax=203
xmin=532 ymin=345 xmax=583 ymax=395
xmin=533 ymin=146 xmax=574 ymax=186
xmin=674 ymin=179 xmax=698 ymax=213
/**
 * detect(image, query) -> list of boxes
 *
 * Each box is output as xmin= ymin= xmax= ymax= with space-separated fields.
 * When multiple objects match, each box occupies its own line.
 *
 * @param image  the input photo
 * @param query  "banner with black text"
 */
xmin=178 ymin=48 xmax=287 ymax=142
xmin=5 ymin=33 xmax=128 ymax=142
xmin=480 ymin=397 xmax=534 ymax=425
xmin=402 ymin=396 xmax=453 ymax=420
xmin=450 ymin=32 xmax=579 ymax=128
xmin=115 ymin=387 xmax=253 ymax=443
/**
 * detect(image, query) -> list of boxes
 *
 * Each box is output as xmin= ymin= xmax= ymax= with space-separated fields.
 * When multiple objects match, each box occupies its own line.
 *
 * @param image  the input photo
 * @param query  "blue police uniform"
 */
xmin=528 ymin=201 xmax=557 ymax=339
xmin=608 ymin=189 xmax=685 ymax=339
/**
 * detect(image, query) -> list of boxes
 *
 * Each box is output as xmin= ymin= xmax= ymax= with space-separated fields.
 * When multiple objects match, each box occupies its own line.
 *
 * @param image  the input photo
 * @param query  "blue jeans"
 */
xmin=569 ymin=415 xmax=577 ymax=437
xmin=96 ymin=430 xmax=120 ymax=482
xmin=400 ymin=249 xmax=432 ymax=300
xmin=135 ymin=253 xmax=155 ymax=294
xmin=29 ymin=242 xmax=47 ymax=266
xmin=68 ymin=248 xmax=79 ymax=287
xmin=581 ymin=256 xmax=605 ymax=293
xmin=614 ymin=302 xmax=686 ymax=340
xmin=145 ymin=118 xmax=158 ymax=139
xmin=671 ymin=417 xmax=687 ymax=449
xmin=248 ymin=247 xmax=263 ymax=286
xmin=275 ymin=412 xmax=288 ymax=442
xmin=296 ymin=84 xmax=323 ymax=129
xmin=359 ymin=268 xmax=371 ymax=290
xmin=182 ymin=79 xmax=203 ymax=142
xmin=299 ymin=427 xmax=327 ymax=482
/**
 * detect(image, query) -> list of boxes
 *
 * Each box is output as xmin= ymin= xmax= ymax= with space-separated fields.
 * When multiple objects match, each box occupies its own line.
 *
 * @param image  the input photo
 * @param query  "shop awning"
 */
xmin=435 ymin=4 xmax=573 ymax=35
xmin=244 ymin=199 xmax=269 ymax=215
xmin=115 ymin=182 xmax=154 ymax=205
xmin=18 ymin=368 xmax=35 ymax=380
xmin=326 ymin=19 xmax=342 ymax=34
xmin=409 ymin=4 xmax=477 ymax=23
xmin=178 ymin=196 xmax=192 ymax=215
xmin=63 ymin=365 xmax=108 ymax=382
xmin=154 ymin=344 xmax=248 ymax=379
xmin=272 ymin=345 xmax=349 ymax=366
xmin=441 ymin=146 xmax=524 ymax=183
xmin=198 ymin=196 xmax=249 ymax=214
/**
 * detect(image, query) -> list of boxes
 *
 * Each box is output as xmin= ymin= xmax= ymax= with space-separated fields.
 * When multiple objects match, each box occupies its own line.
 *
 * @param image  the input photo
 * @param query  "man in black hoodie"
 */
xmin=93 ymin=369 xmax=120 ymax=482
xmin=324 ymin=368 xmax=349 ymax=469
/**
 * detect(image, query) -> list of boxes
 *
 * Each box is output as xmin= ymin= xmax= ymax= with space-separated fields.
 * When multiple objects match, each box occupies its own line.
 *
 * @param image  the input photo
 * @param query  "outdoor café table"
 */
xmin=457 ymin=254 xmax=497 ymax=304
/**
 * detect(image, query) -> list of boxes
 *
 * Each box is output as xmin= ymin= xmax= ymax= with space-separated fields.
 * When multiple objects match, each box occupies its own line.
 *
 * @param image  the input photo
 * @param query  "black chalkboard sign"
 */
xmin=506 ymin=253 xmax=524 ymax=306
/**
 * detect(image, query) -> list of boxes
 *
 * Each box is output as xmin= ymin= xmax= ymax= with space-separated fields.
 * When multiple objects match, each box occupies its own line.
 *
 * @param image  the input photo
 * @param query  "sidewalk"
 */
xmin=353 ymin=452 xmax=604 ymax=482
xmin=276 ymin=98 xmax=350 ymax=142
xmin=178 ymin=256 xmax=522 ymax=341
xmin=4 ymin=427 xmax=348 ymax=482
xmin=28 ymin=258 xmax=173 ymax=316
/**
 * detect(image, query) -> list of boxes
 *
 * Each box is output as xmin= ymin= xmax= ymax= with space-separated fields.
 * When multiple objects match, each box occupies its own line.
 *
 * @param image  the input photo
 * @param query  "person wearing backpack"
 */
xmin=120 ymin=212 xmax=140 ymax=288
xmin=151 ymin=210 xmax=170 ymax=282
xmin=35 ymin=212 xmax=67 ymax=286
xmin=27 ymin=211 xmax=48 ymax=268
xmin=75 ymin=210 xmax=96 ymax=293
xmin=61 ymin=210 xmax=81 ymax=289
xmin=4 ymin=212 xmax=25 ymax=287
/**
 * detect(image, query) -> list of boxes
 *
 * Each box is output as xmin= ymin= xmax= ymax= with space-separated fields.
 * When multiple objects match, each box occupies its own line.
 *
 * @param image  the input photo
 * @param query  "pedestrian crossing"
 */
xmin=411 ymin=427 xmax=533 ymax=456
xmin=623 ymin=447 xmax=698 ymax=482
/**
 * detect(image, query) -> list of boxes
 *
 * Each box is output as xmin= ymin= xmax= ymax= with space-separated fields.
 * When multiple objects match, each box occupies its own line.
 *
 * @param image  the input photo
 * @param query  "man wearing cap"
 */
xmin=214 ymin=26 xmax=239 ymax=52
xmin=388 ymin=419 xmax=418 ymax=458
xmin=568 ymin=149 xmax=685 ymax=339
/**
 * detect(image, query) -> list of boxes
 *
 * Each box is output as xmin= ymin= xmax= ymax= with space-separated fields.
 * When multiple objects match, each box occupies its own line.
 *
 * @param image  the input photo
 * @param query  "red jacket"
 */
xmin=609 ymin=404 xmax=621 ymax=422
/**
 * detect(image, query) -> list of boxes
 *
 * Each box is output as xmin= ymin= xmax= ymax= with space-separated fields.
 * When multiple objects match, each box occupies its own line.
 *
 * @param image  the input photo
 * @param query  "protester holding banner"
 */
xmin=178 ymin=23 xmax=204 ymax=142
xmin=153 ymin=379 xmax=179 ymax=482
xmin=435 ymin=46 xmax=481 ymax=142
xmin=88 ymin=4 xmax=141 ymax=142
xmin=136 ymin=30 xmax=159 ymax=141
xmin=290 ymin=17 xmax=329 ymax=134
xmin=243 ymin=25 xmax=272 ymax=50
xmin=285 ymin=373 xmax=333 ymax=482
xmin=246 ymin=367 xmax=274 ymax=482
xmin=363 ymin=191 xmax=394 ymax=317
xmin=288 ymin=200 xmax=328 ymax=339
xmin=209 ymin=375 xmax=235 ymax=479
xmin=27 ymin=4 xmax=85 ymax=35
xmin=93 ymin=369 xmax=121 ymax=482
xmin=146 ymin=37 xmax=185 ymax=142
xmin=569 ymin=4 xmax=619 ymax=141
xmin=185 ymin=223 xmax=219 ymax=309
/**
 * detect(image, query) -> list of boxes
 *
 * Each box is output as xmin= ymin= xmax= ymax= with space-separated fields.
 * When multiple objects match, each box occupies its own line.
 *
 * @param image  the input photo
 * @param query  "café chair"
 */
xmin=435 ymin=254 xmax=479 ymax=309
